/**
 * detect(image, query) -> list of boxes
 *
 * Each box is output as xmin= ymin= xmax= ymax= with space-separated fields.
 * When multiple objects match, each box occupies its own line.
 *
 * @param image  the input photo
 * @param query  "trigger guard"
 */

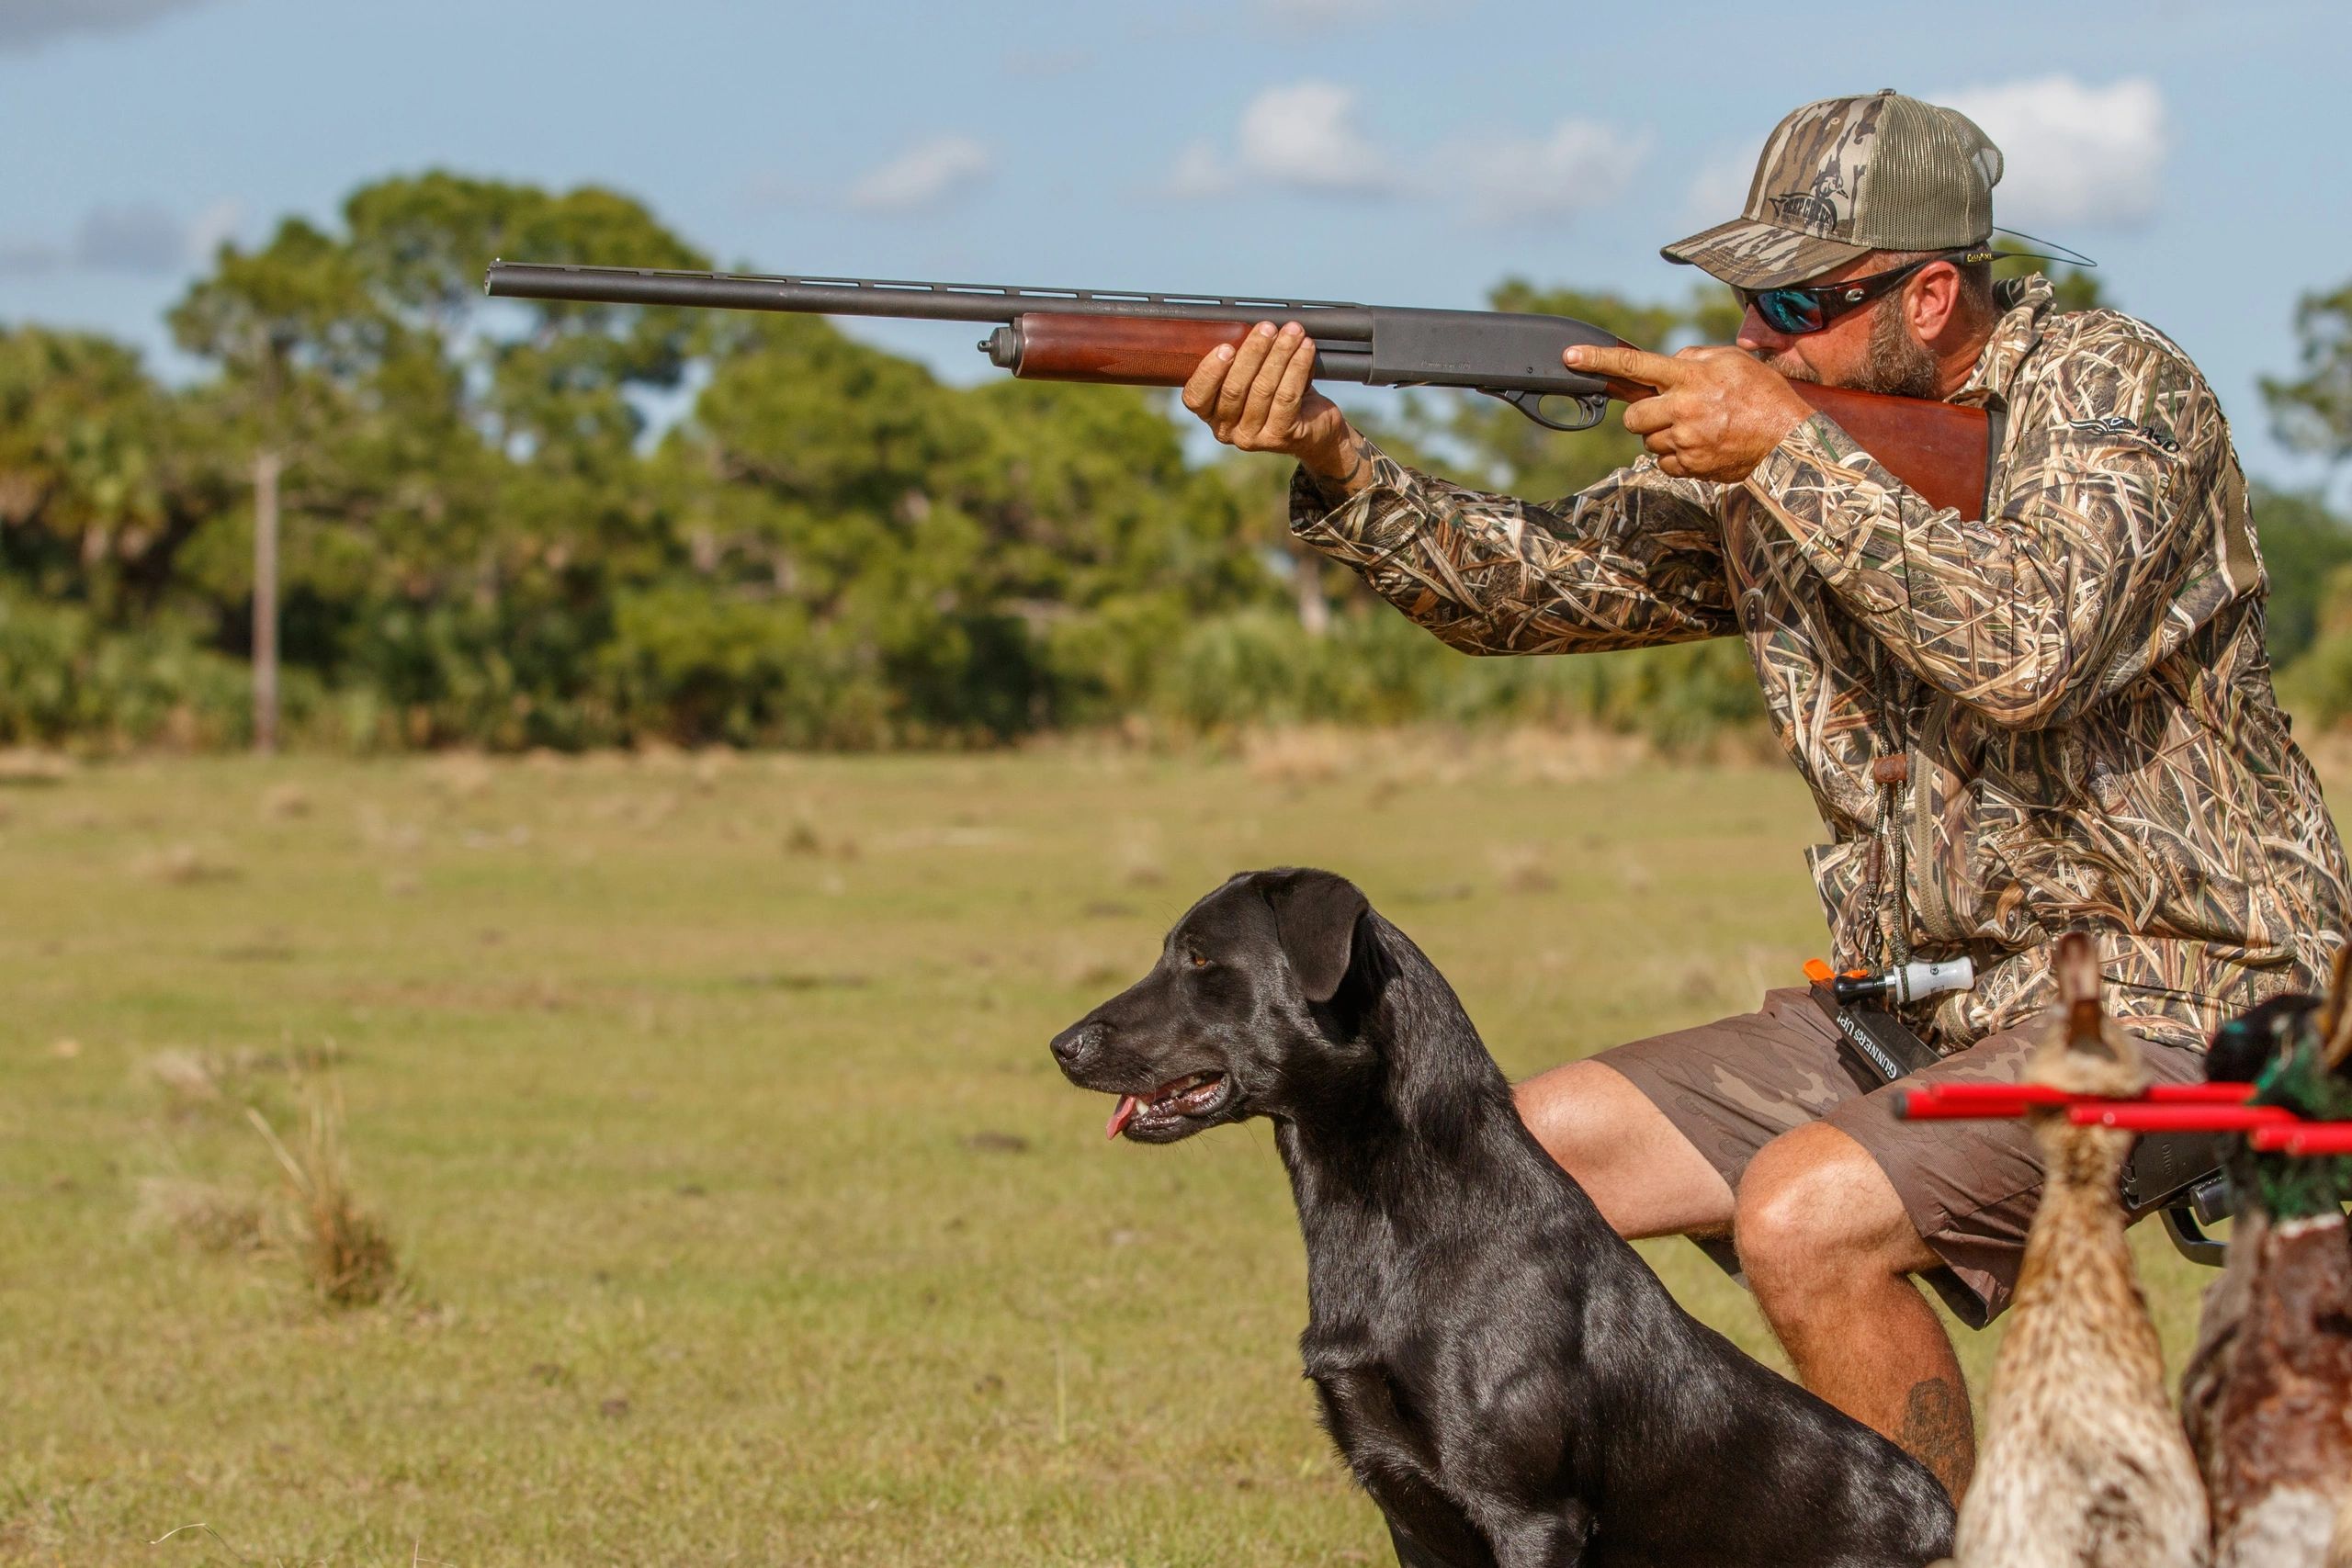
xmin=1487 ymin=389 xmax=1608 ymax=432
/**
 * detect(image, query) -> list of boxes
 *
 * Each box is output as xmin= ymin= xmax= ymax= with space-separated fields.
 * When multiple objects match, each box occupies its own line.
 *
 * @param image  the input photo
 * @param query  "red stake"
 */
xmin=2250 ymin=1123 xmax=2352 ymax=1155
xmin=1894 ymin=1082 xmax=2352 ymax=1145
xmin=1899 ymin=1081 xmax=2256 ymax=1111
xmin=2064 ymin=1102 xmax=2298 ymax=1133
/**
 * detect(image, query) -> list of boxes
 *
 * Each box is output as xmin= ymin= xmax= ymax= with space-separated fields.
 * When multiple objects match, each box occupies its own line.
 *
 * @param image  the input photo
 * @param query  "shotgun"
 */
xmin=483 ymin=260 xmax=1995 ymax=520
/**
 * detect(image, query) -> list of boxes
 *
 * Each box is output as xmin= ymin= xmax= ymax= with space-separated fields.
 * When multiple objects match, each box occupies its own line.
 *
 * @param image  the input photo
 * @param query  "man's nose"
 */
xmin=1050 ymin=1020 xmax=1108 ymax=1070
xmin=1735 ymin=302 xmax=1788 ymax=354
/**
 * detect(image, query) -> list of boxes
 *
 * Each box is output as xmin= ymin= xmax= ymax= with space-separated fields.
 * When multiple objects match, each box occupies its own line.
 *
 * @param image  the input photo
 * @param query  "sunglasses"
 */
xmin=1738 ymin=249 xmax=1996 ymax=336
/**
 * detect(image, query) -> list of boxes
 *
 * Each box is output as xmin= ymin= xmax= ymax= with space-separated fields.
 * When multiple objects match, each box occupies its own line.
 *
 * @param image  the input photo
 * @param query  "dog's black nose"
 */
xmin=1050 ymin=1021 xmax=1106 ymax=1071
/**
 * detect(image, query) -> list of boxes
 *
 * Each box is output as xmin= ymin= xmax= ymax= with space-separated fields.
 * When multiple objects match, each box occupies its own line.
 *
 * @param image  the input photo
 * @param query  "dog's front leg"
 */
xmin=1313 ymin=1371 xmax=1492 ymax=1567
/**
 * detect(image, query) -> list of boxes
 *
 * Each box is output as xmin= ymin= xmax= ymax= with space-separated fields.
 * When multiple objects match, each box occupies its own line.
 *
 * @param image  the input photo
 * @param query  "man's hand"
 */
xmin=1565 ymin=344 xmax=1814 ymax=483
xmin=1182 ymin=321 xmax=1372 ymax=494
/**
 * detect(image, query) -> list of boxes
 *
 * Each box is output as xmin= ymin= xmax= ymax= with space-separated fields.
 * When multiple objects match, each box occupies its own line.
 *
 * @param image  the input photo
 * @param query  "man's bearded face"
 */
xmin=1739 ymin=256 xmax=1950 ymax=400
xmin=1860 ymin=294 xmax=1942 ymax=400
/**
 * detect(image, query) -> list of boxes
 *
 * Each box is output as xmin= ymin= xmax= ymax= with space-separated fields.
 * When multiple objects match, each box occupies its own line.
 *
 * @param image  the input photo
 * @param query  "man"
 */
xmin=1177 ymin=88 xmax=2351 ymax=1498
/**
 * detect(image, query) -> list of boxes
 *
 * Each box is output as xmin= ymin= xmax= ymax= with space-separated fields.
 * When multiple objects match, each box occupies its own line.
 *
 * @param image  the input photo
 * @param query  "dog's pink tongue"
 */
xmin=1105 ymin=1094 xmax=1139 ymax=1141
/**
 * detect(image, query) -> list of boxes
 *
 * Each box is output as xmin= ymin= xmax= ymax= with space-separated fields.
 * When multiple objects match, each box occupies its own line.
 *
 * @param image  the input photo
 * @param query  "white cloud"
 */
xmin=0 ymin=241 xmax=65 ymax=277
xmin=1680 ymin=147 xmax=1757 ymax=229
xmin=184 ymin=198 xmax=244 ymax=264
xmin=1236 ymin=80 xmax=1395 ymax=195
xmin=0 ymin=199 xmax=241 ymax=277
xmin=1939 ymin=75 xmax=2167 ymax=229
xmin=1450 ymin=119 xmax=1650 ymax=224
xmin=73 ymin=203 xmax=185 ymax=273
xmin=1159 ymin=81 xmax=1646 ymax=227
xmin=846 ymin=135 xmax=993 ymax=214
xmin=0 ymin=0 xmax=220 ymax=53
xmin=1162 ymin=141 xmax=1236 ymax=200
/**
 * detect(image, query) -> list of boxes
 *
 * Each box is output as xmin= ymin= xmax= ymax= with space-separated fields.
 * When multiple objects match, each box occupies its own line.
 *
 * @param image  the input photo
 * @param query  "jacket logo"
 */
xmin=2067 ymin=415 xmax=2179 ymax=453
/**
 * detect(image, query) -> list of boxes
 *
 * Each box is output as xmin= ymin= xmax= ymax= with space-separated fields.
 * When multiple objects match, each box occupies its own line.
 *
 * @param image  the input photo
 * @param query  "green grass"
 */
xmin=0 ymin=737 xmax=2279 ymax=1565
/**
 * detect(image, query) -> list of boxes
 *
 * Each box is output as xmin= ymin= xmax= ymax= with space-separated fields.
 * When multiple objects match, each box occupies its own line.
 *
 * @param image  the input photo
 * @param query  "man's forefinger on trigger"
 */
xmin=1566 ymin=343 xmax=1683 ymax=391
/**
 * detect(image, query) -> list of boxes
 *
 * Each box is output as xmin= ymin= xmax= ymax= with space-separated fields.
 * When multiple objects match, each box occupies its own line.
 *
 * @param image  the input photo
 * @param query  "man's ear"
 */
xmin=1261 ymin=869 xmax=1369 ymax=1004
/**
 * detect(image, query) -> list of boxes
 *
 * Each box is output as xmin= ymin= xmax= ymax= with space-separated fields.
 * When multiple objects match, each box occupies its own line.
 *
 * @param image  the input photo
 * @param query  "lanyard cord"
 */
xmin=1868 ymin=651 xmax=1916 ymax=970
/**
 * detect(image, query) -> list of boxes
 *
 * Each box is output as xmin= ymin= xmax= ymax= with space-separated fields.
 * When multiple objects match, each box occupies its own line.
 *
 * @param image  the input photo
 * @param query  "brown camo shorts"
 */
xmin=1594 ymin=987 xmax=2206 ymax=1328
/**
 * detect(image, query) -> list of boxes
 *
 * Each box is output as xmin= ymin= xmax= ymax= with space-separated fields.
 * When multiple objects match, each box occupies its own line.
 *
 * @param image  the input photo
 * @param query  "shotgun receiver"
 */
xmin=483 ymin=260 xmax=1995 ymax=520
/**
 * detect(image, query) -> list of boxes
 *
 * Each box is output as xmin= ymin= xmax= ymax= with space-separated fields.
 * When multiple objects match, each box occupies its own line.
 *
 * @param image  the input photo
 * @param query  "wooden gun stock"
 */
xmin=1781 ymin=384 xmax=1990 ymax=519
xmin=1003 ymin=313 xmax=1992 ymax=521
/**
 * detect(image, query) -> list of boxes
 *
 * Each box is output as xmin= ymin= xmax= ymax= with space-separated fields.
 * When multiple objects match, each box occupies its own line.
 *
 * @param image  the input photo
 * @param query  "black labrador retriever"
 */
xmin=1050 ymin=868 xmax=1955 ymax=1568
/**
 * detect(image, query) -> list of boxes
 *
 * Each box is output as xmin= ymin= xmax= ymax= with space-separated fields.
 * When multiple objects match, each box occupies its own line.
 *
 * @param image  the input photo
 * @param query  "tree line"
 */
xmin=6 ymin=173 xmax=2352 ymax=753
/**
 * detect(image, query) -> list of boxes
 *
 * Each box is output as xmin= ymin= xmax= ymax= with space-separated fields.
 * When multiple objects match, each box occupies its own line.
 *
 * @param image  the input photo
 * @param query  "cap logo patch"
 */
xmin=1767 ymin=165 xmax=1857 ymax=233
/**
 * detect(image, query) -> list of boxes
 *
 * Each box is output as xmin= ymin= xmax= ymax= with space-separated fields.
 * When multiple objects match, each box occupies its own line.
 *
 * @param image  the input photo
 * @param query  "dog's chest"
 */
xmin=1299 ymin=1286 xmax=1532 ymax=1497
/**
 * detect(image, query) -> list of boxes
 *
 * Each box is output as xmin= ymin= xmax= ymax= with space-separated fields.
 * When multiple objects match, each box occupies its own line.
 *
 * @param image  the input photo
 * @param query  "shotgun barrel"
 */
xmin=483 ymin=259 xmax=1623 ymax=426
xmin=482 ymin=259 xmax=1995 ymax=518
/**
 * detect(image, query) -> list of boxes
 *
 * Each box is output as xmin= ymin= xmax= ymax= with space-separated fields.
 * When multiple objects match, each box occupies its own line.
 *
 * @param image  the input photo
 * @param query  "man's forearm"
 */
xmin=1286 ymin=436 xmax=1740 ymax=657
xmin=1299 ymin=424 xmax=1385 ymax=503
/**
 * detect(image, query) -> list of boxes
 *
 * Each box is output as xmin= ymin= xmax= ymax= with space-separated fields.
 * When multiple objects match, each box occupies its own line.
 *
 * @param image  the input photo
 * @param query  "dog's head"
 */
xmin=1049 ymin=868 xmax=1373 ymax=1143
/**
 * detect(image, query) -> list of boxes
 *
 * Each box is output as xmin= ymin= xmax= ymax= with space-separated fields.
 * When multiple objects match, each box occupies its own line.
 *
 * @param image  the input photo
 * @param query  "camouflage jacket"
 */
xmin=1290 ymin=276 xmax=2351 ymax=1050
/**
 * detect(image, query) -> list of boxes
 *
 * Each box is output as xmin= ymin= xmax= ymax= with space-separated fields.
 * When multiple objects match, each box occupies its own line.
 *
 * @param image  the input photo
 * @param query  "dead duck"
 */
xmin=2180 ymin=953 xmax=2352 ymax=1568
xmin=1947 ymin=932 xmax=2211 ymax=1568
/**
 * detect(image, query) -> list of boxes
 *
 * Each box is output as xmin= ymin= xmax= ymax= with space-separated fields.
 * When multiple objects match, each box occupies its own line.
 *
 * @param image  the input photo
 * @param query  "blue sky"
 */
xmin=6 ymin=0 xmax=2348 ymax=491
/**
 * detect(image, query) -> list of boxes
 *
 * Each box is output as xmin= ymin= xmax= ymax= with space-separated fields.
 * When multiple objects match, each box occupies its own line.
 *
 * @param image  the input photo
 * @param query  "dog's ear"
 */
xmin=1261 ymin=869 xmax=1369 ymax=1004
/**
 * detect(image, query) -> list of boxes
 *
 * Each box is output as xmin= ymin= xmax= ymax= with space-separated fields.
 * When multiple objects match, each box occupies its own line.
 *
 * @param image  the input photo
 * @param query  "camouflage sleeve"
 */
xmin=1285 ymin=450 xmax=1737 ymax=655
xmin=1743 ymin=333 xmax=2250 ymax=729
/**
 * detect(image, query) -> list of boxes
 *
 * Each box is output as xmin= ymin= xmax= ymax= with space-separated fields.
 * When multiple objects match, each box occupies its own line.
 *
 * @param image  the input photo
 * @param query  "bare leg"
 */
xmin=1736 ymin=1122 xmax=1973 ymax=1500
xmin=1514 ymin=1060 xmax=1736 ymax=1239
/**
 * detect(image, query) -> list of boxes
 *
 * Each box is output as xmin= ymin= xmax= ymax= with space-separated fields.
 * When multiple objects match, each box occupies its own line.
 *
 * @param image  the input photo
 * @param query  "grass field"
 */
xmin=0 ymin=733 xmax=2296 ymax=1566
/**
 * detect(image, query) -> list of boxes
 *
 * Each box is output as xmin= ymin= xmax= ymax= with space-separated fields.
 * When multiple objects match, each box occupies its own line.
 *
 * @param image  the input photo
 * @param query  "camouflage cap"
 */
xmin=1664 ymin=90 xmax=2003 ymax=289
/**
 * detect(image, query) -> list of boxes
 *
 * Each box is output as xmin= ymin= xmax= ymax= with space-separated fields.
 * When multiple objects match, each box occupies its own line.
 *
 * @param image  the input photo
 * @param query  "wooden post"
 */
xmin=253 ymin=447 xmax=281 ymax=754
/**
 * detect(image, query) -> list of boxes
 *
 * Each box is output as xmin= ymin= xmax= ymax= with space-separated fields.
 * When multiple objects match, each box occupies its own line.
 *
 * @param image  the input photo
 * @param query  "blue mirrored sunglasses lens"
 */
xmin=1755 ymin=290 xmax=1822 ymax=334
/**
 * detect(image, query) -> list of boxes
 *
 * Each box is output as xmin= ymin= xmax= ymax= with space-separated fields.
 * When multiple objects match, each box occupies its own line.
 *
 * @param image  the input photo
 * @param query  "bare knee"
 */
xmin=1515 ymin=1061 xmax=1733 ymax=1238
xmin=1514 ymin=1061 xmax=1629 ymax=1178
xmin=1736 ymin=1124 xmax=1927 ymax=1305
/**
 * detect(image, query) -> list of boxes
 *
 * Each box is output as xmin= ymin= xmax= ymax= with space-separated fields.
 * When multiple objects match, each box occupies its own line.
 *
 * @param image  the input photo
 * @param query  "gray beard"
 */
xmin=1860 ymin=298 xmax=1942 ymax=400
xmin=1756 ymin=297 xmax=1942 ymax=399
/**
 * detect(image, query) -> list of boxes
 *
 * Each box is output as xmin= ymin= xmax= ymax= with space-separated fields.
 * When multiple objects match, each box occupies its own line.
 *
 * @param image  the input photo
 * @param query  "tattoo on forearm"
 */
xmin=1316 ymin=432 xmax=1381 ymax=499
xmin=1896 ymin=1376 xmax=1974 ymax=1500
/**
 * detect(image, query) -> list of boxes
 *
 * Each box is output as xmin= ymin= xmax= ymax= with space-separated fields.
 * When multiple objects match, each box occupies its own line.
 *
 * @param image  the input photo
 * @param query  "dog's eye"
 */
xmin=1188 ymin=952 xmax=1210 ymax=969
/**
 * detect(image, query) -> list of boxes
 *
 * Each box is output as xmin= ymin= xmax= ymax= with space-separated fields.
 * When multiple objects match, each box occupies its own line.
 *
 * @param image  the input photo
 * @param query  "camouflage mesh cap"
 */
xmin=1663 ymin=90 xmax=2004 ymax=289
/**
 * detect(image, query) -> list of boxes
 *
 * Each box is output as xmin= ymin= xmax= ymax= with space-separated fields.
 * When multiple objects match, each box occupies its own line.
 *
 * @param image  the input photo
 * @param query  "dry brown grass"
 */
xmin=143 ymin=1046 xmax=231 ymax=1110
xmin=245 ymin=1073 xmax=401 ymax=1309
xmin=259 ymin=781 xmax=313 ymax=821
xmin=1242 ymin=726 xmax=1352 ymax=787
xmin=0 ymin=747 xmax=72 ymax=785
xmin=1113 ymin=822 xmax=1166 ymax=889
xmin=130 ymin=1177 xmax=267 ymax=1255
xmin=690 ymin=748 xmax=736 ymax=792
xmin=1492 ymin=842 xmax=1559 ymax=895
xmin=141 ymin=1043 xmax=343 ymax=1122
xmin=1240 ymin=724 xmax=1659 ymax=798
xmin=424 ymin=752 xmax=494 ymax=801
xmin=356 ymin=803 xmax=425 ymax=852
xmin=141 ymin=841 xmax=240 ymax=885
